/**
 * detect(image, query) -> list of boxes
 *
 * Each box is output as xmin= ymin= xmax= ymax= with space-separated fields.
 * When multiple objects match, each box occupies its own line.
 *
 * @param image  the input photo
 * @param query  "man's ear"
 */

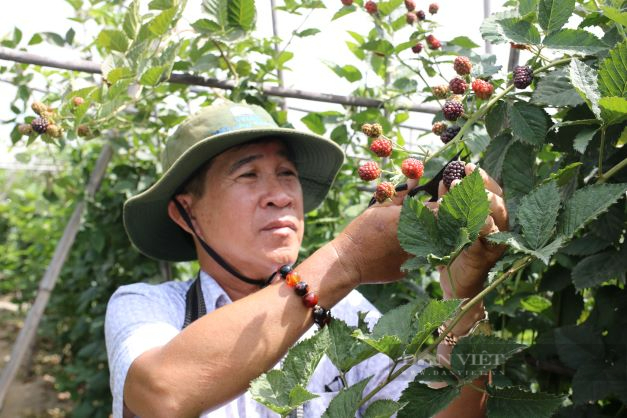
xmin=167 ymin=195 xmax=195 ymax=235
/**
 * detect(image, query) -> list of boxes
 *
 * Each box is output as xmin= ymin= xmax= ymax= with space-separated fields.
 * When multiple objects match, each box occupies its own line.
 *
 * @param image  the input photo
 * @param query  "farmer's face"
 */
xmin=189 ymin=140 xmax=304 ymax=277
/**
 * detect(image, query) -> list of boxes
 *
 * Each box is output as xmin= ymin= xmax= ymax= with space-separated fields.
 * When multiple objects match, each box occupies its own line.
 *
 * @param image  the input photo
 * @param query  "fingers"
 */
xmin=466 ymin=163 xmax=503 ymax=197
xmin=479 ymin=215 xmax=499 ymax=237
xmin=390 ymin=178 xmax=419 ymax=205
xmin=486 ymin=190 xmax=509 ymax=232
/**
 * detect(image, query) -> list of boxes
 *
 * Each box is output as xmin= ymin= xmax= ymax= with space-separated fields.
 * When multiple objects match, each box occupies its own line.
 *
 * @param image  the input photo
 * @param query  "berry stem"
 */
xmin=598 ymin=126 xmax=607 ymax=177
xmin=212 ymin=39 xmax=239 ymax=83
xmin=424 ymin=56 xmax=573 ymax=165
xmin=356 ymin=255 xmax=534 ymax=409
xmin=395 ymin=53 xmax=444 ymax=108
xmin=597 ymin=156 xmax=627 ymax=184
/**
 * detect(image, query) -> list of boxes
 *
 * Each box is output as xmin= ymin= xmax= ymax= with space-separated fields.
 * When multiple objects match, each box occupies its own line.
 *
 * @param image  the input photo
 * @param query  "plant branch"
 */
xmin=598 ymin=156 xmax=627 ymax=183
xmin=211 ymin=40 xmax=238 ymax=83
xmin=598 ymin=126 xmax=607 ymax=177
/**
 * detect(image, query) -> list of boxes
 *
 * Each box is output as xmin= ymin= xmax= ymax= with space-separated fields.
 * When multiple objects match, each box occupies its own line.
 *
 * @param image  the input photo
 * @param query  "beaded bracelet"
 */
xmin=278 ymin=265 xmax=332 ymax=328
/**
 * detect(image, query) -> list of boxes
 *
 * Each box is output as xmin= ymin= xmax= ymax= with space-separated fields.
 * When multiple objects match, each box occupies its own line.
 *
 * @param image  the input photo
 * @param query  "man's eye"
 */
xmin=280 ymin=170 xmax=297 ymax=177
xmin=239 ymin=172 xmax=257 ymax=178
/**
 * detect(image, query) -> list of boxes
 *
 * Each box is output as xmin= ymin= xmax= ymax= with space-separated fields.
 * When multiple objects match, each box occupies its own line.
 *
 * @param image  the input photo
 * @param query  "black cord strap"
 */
xmin=173 ymin=198 xmax=276 ymax=288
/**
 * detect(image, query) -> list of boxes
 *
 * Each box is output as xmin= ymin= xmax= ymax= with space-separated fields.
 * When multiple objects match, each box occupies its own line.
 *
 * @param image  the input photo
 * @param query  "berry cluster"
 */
xmin=18 ymin=101 xmax=63 ymax=139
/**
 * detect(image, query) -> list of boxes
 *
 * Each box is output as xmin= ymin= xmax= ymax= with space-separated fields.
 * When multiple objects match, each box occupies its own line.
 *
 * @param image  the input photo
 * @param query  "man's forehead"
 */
xmin=214 ymin=139 xmax=292 ymax=170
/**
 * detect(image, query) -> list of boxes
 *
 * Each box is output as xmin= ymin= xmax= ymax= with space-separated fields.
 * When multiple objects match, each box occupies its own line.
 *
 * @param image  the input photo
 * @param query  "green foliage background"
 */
xmin=1 ymin=0 xmax=626 ymax=416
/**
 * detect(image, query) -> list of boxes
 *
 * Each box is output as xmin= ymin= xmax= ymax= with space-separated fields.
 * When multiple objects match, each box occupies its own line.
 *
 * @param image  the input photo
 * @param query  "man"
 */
xmin=106 ymin=100 xmax=507 ymax=417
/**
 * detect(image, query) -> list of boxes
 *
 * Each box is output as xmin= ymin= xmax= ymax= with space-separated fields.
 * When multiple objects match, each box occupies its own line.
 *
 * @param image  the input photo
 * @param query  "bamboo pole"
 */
xmin=0 ymin=46 xmax=439 ymax=114
xmin=0 ymin=143 xmax=113 ymax=411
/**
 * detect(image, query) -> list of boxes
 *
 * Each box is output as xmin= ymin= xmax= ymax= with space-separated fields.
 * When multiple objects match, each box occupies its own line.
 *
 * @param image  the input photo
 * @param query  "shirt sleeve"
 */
xmin=104 ymin=282 xmax=185 ymax=418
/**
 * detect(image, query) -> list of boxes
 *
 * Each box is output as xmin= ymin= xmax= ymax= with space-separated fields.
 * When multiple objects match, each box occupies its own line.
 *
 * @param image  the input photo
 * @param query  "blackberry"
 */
xmin=439 ymin=126 xmax=461 ymax=144
xmin=31 ymin=117 xmax=49 ymax=134
xmin=442 ymin=161 xmax=466 ymax=189
xmin=513 ymin=65 xmax=533 ymax=89
xmin=453 ymin=56 xmax=472 ymax=76
xmin=416 ymin=10 xmax=426 ymax=20
xmin=411 ymin=43 xmax=423 ymax=53
xmin=442 ymin=100 xmax=464 ymax=121
xmin=449 ymin=77 xmax=468 ymax=94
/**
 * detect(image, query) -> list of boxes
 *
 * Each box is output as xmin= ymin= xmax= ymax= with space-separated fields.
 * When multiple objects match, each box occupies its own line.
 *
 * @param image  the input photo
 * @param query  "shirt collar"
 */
xmin=199 ymin=270 xmax=232 ymax=310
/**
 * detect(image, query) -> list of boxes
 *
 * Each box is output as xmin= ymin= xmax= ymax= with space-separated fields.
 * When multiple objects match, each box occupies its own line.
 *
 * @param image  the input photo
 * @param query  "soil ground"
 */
xmin=0 ymin=298 xmax=72 ymax=418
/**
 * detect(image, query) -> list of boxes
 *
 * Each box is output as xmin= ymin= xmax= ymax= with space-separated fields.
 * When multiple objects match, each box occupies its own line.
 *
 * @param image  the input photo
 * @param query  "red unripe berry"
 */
xmin=432 ymin=121 xmax=447 ymax=135
xmin=449 ymin=77 xmax=468 ymax=94
xmin=365 ymin=0 xmax=378 ymax=14
xmin=453 ymin=56 xmax=472 ymax=76
xmin=358 ymin=161 xmax=381 ymax=182
xmin=411 ymin=43 xmax=423 ymax=53
xmin=472 ymin=79 xmax=494 ymax=100
xmin=401 ymin=158 xmax=424 ymax=179
xmin=426 ymin=34 xmax=441 ymax=49
xmin=406 ymin=12 xmax=417 ymax=24
xmin=429 ymin=3 xmax=439 ymax=14
xmin=442 ymin=100 xmax=464 ymax=121
xmin=71 ymin=96 xmax=85 ymax=106
xmin=404 ymin=0 xmax=416 ymax=11
xmin=341 ymin=0 xmax=353 ymax=5
xmin=370 ymin=137 xmax=393 ymax=157
xmin=375 ymin=182 xmax=396 ymax=203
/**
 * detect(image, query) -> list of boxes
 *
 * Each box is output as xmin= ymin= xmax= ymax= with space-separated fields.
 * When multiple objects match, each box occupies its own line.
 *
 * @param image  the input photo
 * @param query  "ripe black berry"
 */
xmin=442 ymin=161 xmax=466 ymax=189
xmin=439 ymin=126 xmax=461 ymax=144
xmin=442 ymin=100 xmax=464 ymax=121
xmin=31 ymin=117 xmax=49 ymax=134
xmin=513 ymin=65 xmax=533 ymax=89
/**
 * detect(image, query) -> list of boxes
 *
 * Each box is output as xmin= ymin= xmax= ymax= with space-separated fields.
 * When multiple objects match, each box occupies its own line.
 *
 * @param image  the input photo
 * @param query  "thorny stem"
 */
xmin=424 ymin=57 xmax=573 ymax=164
xmin=356 ymin=256 xmax=534 ymax=408
xmin=598 ymin=156 xmax=627 ymax=183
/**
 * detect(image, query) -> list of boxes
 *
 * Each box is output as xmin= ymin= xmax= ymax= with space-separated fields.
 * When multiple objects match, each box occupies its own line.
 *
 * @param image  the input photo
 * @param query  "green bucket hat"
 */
xmin=123 ymin=101 xmax=345 ymax=262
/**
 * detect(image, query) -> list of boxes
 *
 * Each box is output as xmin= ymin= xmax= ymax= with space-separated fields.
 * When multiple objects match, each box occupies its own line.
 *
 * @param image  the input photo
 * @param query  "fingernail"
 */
xmin=451 ymin=179 xmax=461 ymax=188
xmin=466 ymin=162 xmax=476 ymax=173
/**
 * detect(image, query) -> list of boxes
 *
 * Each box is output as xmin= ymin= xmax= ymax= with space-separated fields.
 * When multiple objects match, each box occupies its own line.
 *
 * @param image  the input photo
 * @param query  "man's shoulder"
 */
xmin=108 ymin=279 xmax=193 ymax=306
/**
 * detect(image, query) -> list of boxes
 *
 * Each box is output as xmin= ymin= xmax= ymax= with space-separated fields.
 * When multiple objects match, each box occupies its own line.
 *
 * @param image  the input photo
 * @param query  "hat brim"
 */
xmin=123 ymin=127 xmax=345 ymax=261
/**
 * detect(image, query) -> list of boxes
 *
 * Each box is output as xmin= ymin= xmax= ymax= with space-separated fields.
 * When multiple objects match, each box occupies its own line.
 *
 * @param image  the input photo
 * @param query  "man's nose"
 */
xmin=260 ymin=175 xmax=294 ymax=208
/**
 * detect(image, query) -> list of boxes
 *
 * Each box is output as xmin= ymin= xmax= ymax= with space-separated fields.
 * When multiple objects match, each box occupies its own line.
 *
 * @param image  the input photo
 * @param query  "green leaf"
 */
xmin=139 ymin=66 xmax=165 ymax=86
xmin=123 ymin=0 xmax=140 ymax=39
xmin=149 ymin=0 xmax=175 ymax=10
xmin=488 ymin=232 xmax=563 ymax=264
xmin=326 ymin=319 xmax=377 ymax=373
xmin=558 ymin=183 xmax=627 ymax=239
xmin=520 ymin=294 xmax=552 ymax=312
xmin=398 ymin=198 xmax=449 ymax=263
xmin=480 ymin=9 xmax=521 ymax=45
xmin=203 ymin=0 xmax=228 ymax=28
xmin=438 ymin=169 xmax=491 ymax=248
xmin=191 ymin=18 xmax=222 ymax=33
xmin=486 ymin=386 xmax=566 ymax=418
xmin=363 ymin=399 xmax=405 ymax=418
xmin=572 ymin=127 xmax=597 ymax=154
xmin=509 ymin=102 xmax=551 ymax=146
xmin=321 ymin=378 xmax=371 ymax=418
xmin=451 ymin=335 xmax=526 ymax=378
xmin=544 ymin=162 xmax=582 ymax=186
xmin=538 ymin=0 xmax=575 ymax=33
xmin=517 ymin=181 xmax=561 ymax=249
xmin=329 ymin=64 xmax=362 ymax=82
xmin=482 ymin=133 xmax=513 ymax=183
xmin=599 ymin=97 xmax=627 ymax=125
xmin=362 ymin=39 xmax=395 ymax=56
xmin=569 ymin=59 xmax=602 ymax=119
xmin=227 ymin=0 xmax=256 ymax=31
xmin=543 ymin=29 xmax=607 ymax=55
xmin=498 ymin=18 xmax=542 ymax=44
xmin=397 ymin=379 xmax=460 ymax=418
xmin=301 ymin=113 xmax=326 ymax=135
xmin=531 ymin=69 xmax=585 ymax=108
xmin=447 ymin=36 xmax=480 ymax=49
xmin=332 ymin=5 xmax=357 ymax=21
xmin=416 ymin=367 xmax=459 ymax=386
xmin=96 ymin=29 xmax=129 ymax=52
xmin=572 ymin=244 xmax=627 ymax=289
xmin=410 ymin=299 xmax=462 ymax=348
xmin=485 ymin=100 xmax=508 ymax=139
xmin=502 ymin=142 xmax=535 ymax=200
xmin=296 ymin=28 xmax=320 ymax=37
xmin=600 ymin=6 xmax=627 ymax=27
xmin=519 ymin=0 xmax=539 ymax=16
xmin=249 ymin=370 xmax=301 ymax=415
xmin=282 ymin=328 xmax=330 ymax=388
xmin=147 ymin=7 xmax=177 ymax=37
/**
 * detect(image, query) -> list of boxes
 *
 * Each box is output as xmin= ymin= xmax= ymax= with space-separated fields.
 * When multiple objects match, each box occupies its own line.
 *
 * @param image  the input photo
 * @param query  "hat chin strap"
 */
xmin=172 ymin=199 xmax=276 ymax=288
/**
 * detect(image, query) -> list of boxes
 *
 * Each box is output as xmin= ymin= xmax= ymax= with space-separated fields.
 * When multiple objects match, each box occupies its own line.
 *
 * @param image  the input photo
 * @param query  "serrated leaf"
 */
xmin=362 ymin=39 xmax=395 ymax=56
xmin=497 ymin=18 xmax=542 ymax=44
xmin=538 ymin=0 xmax=575 ymax=33
xmin=599 ymin=97 xmax=627 ymax=125
xmin=227 ymin=0 xmax=256 ymax=31
xmin=451 ymin=335 xmax=526 ymax=377
xmin=397 ymin=379 xmax=460 ymax=418
xmin=561 ymin=233 xmax=612 ymax=256
xmin=482 ymin=133 xmax=513 ymax=183
xmin=416 ymin=367 xmax=459 ymax=385
xmin=147 ymin=7 xmax=177 ymax=37
xmin=363 ymin=399 xmax=405 ymax=418
xmin=569 ymin=59 xmax=602 ymax=119
xmin=203 ymin=0 xmax=228 ymax=28
xmin=520 ymin=294 xmax=552 ymax=312
xmin=447 ymin=36 xmax=480 ymax=49
xmin=488 ymin=232 xmax=562 ymax=264
xmin=544 ymin=162 xmax=582 ymax=186
xmin=123 ymin=0 xmax=140 ymax=39
xmin=353 ymin=332 xmax=405 ymax=359
xmin=480 ymin=9 xmax=521 ymax=45
xmin=600 ymin=6 xmax=627 ymax=27
xmin=554 ymin=324 xmax=604 ymax=369
xmin=96 ymin=29 xmax=129 ymax=52
xmin=558 ymin=183 xmax=627 ymax=239
xmin=572 ymin=127 xmax=597 ymax=154
xmin=296 ymin=28 xmax=320 ymax=37
xmin=398 ymin=198 xmax=449 ymax=263
xmin=543 ymin=29 xmax=607 ymax=55
xmin=191 ymin=18 xmax=222 ymax=33
xmin=332 ymin=5 xmax=357 ymax=20
xmin=148 ymin=0 xmax=175 ymax=10
xmin=321 ymin=378 xmax=371 ymax=418
xmin=571 ymin=361 xmax=627 ymax=405
xmin=139 ymin=66 xmax=165 ymax=86
xmin=519 ymin=0 xmax=539 ymax=16
xmin=502 ymin=142 xmax=535 ymax=200
xmin=531 ymin=69 xmax=585 ymax=107
xmin=487 ymin=386 xmax=566 ymax=418
xmin=410 ymin=299 xmax=462 ymax=348
xmin=249 ymin=370 xmax=295 ymax=415
xmin=301 ymin=113 xmax=326 ymax=135
xmin=518 ymin=181 xmax=561 ymax=249
xmin=572 ymin=244 xmax=627 ymax=289
xmin=485 ymin=100 xmax=508 ymax=139
xmin=282 ymin=328 xmax=330 ymax=388
xmin=438 ymin=169 xmax=491 ymax=248
xmin=326 ymin=319 xmax=377 ymax=373
xmin=509 ymin=101 xmax=551 ymax=146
